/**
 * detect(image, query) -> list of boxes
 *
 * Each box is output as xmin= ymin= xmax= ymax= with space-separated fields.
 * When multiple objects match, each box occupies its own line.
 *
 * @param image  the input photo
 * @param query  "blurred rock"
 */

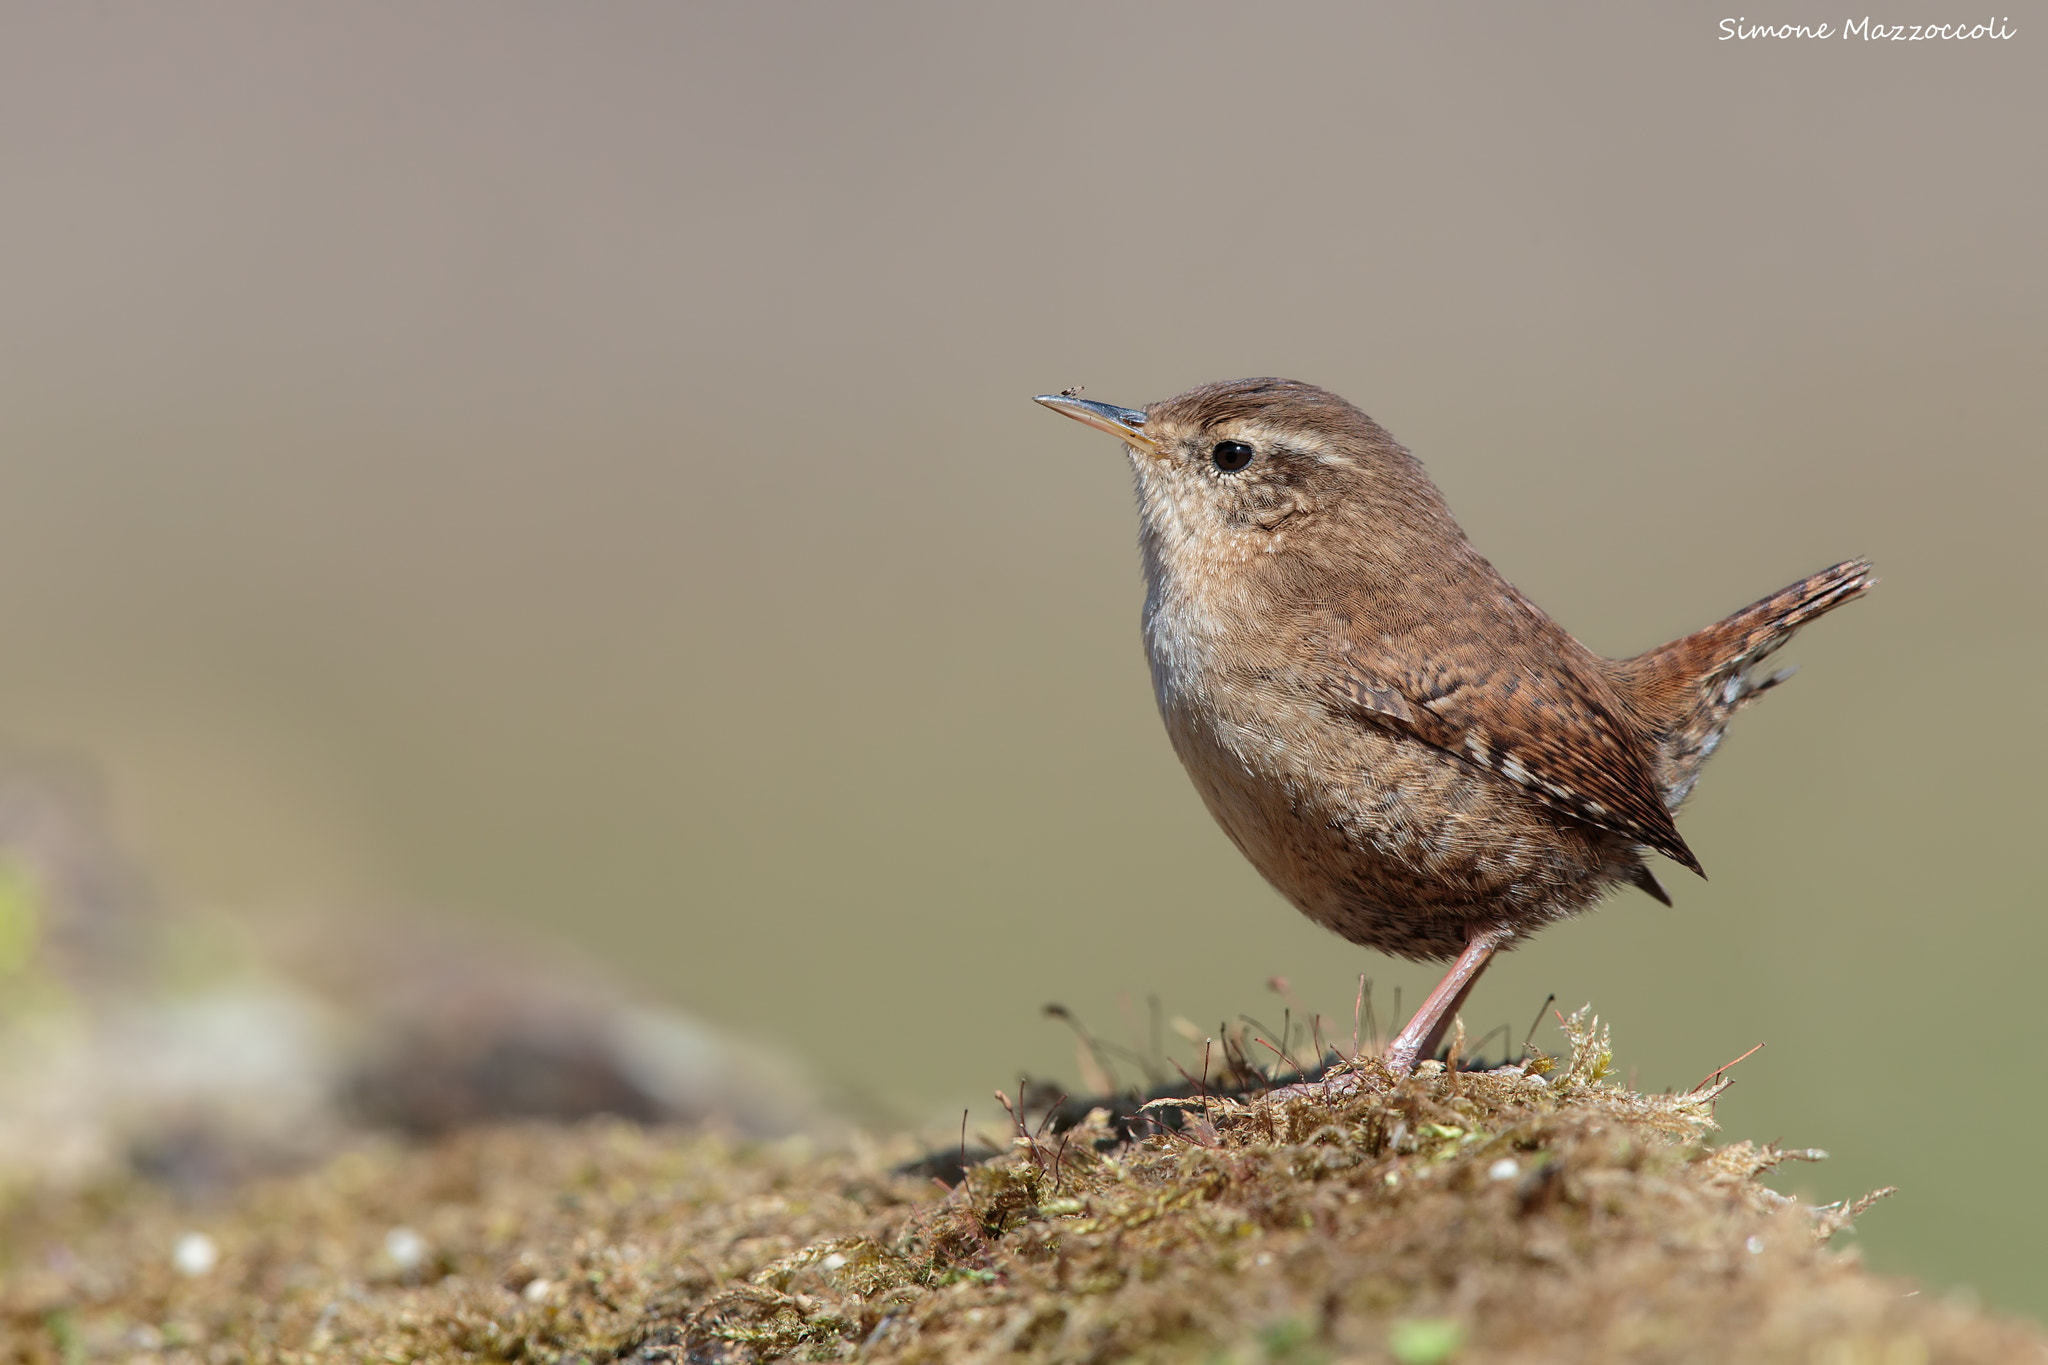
xmin=0 ymin=757 xmax=826 ymax=1195
xmin=283 ymin=915 xmax=824 ymax=1141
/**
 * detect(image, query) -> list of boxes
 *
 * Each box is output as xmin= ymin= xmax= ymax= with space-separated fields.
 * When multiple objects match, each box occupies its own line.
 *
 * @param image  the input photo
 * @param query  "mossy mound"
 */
xmin=2 ymin=1013 xmax=2038 ymax=1364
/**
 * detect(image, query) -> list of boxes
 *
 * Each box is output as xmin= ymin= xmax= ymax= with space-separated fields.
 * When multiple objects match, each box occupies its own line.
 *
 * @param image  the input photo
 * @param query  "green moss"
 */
xmin=0 ymin=1010 xmax=2037 ymax=1364
xmin=1387 ymin=1318 xmax=1462 ymax=1365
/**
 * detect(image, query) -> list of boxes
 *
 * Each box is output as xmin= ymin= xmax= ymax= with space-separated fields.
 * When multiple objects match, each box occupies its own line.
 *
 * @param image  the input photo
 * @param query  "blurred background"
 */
xmin=0 ymin=0 xmax=2042 ymax=1313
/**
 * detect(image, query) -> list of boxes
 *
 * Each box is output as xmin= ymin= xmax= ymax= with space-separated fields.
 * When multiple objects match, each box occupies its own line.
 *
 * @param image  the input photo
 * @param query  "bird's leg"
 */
xmin=1382 ymin=927 xmax=1511 ymax=1075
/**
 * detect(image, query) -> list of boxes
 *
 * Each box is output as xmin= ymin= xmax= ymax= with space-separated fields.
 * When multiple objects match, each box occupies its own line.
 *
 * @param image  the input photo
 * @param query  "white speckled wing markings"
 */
xmin=1313 ymin=630 xmax=1703 ymax=875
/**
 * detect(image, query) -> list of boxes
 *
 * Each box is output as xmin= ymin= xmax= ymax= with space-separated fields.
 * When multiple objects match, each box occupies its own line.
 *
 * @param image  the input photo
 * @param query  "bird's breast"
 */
xmin=1140 ymin=577 xmax=1323 ymax=849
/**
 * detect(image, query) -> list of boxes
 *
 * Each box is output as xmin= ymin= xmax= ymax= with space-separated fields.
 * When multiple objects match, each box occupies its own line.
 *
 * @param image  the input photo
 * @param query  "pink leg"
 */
xmin=1383 ymin=928 xmax=1510 ymax=1075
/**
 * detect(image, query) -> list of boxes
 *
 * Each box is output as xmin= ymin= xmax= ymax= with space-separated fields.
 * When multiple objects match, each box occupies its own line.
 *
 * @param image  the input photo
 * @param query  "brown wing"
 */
xmin=1313 ymin=604 xmax=1702 ymax=876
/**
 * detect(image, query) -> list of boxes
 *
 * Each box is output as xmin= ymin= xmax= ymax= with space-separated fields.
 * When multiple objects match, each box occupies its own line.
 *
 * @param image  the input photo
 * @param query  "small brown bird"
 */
xmin=1036 ymin=379 xmax=1871 ymax=1073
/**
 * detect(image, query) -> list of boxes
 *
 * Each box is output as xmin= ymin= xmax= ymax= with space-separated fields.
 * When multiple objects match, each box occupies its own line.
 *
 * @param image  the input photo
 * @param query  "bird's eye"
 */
xmin=1211 ymin=440 xmax=1255 ymax=472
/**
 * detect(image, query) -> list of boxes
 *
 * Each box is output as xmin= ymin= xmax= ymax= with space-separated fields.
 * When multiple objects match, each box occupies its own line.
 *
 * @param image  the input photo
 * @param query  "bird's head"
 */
xmin=1034 ymin=378 xmax=1461 ymax=591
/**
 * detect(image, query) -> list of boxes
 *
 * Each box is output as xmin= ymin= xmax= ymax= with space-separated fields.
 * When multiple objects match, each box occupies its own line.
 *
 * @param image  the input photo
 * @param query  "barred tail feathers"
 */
xmin=1610 ymin=558 xmax=1875 ymax=812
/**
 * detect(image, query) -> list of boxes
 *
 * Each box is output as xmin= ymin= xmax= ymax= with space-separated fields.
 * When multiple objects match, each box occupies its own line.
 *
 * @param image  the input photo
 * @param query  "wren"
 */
xmin=1035 ymin=378 xmax=1872 ymax=1073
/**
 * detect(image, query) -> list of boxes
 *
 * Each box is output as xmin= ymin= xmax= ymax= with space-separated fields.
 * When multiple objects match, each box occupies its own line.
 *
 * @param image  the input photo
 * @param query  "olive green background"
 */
xmin=2 ymin=2 xmax=2042 ymax=1312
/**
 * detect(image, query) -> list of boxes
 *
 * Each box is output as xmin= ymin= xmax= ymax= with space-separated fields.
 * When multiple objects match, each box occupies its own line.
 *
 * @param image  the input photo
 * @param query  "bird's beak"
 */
xmin=1032 ymin=394 xmax=1159 ymax=455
